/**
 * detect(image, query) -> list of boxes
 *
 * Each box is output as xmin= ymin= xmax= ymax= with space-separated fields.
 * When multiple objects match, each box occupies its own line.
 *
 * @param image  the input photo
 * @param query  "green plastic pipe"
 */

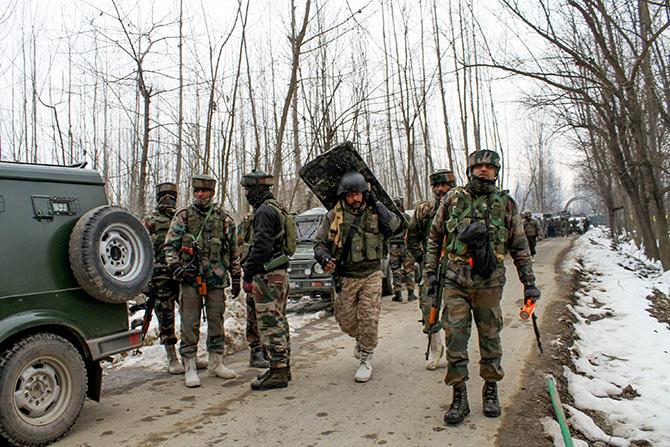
xmin=546 ymin=374 xmax=574 ymax=447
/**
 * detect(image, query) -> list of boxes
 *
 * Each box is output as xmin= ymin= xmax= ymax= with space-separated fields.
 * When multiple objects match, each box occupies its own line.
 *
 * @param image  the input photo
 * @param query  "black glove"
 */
xmin=524 ymin=284 xmax=541 ymax=303
xmin=231 ymin=277 xmax=241 ymax=298
xmin=172 ymin=264 xmax=196 ymax=282
xmin=426 ymin=271 xmax=438 ymax=294
xmin=365 ymin=190 xmax=377 ymax=206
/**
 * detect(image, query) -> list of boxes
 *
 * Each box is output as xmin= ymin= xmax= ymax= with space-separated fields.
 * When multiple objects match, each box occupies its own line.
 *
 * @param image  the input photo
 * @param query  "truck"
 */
xmin=0 ymin=161 xmax=153 ymax=446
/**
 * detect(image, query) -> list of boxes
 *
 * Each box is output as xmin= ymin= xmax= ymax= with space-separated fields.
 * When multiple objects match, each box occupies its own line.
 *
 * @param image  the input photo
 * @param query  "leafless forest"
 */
xmin=0 ymin=0 xmax=668 ymax=267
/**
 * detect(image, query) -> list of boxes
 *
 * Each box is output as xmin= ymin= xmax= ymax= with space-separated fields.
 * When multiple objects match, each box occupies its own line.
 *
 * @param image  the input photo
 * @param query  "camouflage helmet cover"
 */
xmin=192 ymin=174 xmax=216 ymax=191
xmin=430 ymin=169 xmax=456 ymax=187
xmin=467 ymin=150 xmax=501 ymax=174
xmin=240 ymin=170 xmax=274 ymax=187
xmin=156 ymin=182 xmax=177 ymax=198
xmin=523 ymin=210 xmax=532 ymax=218
xmin=337 ymin=171 xmax=369 ymax=195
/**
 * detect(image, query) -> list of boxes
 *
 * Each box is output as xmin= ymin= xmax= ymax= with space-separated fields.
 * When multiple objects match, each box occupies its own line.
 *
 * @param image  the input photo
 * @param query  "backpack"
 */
xmin=264 ymin=198 xmax=296 ymax=256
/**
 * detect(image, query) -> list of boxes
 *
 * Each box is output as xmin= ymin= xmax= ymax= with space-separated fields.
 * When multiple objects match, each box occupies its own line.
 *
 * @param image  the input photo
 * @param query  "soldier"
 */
xmin=142 ymin=182 xmax=184 ymax=375
xmin=406 ymin=169 xmax=456 ymax=370
xmin=314 ymin=172 xmax=400 ymax=383
xmin=522 ymin=210 xmax=544 ymax=260
xmin=388 ymin=197 xmax=416 ymax=303
xmin=236 ymin=210 xmax=270 ymax=369
xmin=164 ymin=175 xmax=241 ymax=388
xmin=241 ymin=170 xmax=293 ymax=390
xmin=424 ymin=150 xmax=540 ymax=425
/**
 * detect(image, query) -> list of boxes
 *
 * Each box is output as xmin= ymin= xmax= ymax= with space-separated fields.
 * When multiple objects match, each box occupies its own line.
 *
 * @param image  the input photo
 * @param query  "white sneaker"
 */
xmin=208 ymin=353 xmax=236 ymax=379
xmin=165 ymin=345 xmax=185 ymax=375
xmin=184 ymin=358 xmax=200 ymax=388
xmin=355 ymin=352 xmax=373 ymax=382
xmin=426 ymin=335 xmax=447 ymax=370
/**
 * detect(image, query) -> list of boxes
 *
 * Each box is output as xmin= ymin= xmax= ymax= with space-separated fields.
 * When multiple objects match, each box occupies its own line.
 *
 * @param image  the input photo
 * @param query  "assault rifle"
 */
xmin=424 ymin=238 xmax=446 ymax=360
xmin=130 ymin=283 xmax=156 ymax=353
xmin=178 ymin=242 xmax=207 ymax=322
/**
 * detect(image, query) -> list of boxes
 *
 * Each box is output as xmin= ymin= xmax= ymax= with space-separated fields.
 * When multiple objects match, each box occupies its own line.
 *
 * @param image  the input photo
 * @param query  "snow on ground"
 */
xmin=107 ymin=293 xmax=328 ymax=373
xmin=554 ymin=227 xmax=670 ymax=446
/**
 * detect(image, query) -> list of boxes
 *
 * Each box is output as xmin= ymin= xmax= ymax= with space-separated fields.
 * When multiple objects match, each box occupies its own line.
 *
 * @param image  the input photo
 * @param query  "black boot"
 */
xmin=482 ymin=381 xmax=501 ymax=418
xmin=249 ymin=347 xmax=270 ymax=368
xmin=407 ymin=289 xmax=416 ymax=301
xmin=444 ymin=384 xmax=470 ymax=425
xmin=392 ymin=291 xmax=402 ymax=302
xmin=251 ymin=367 xmax=290 ymax=390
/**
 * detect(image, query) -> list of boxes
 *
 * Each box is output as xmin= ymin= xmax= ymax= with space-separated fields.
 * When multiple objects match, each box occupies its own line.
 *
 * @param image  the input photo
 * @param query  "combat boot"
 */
xmin=250 ymin=367 xmax=290 ymax=390
xmin=165 ymin=345 xmax=185 ymax=375
xmin=208 ymin=352 xmax=236 ymax=379
xmin=426 ymin=335 xmax=447 ymax=370
xmin=392 ymin=291 xmax=402 ymax=302
xmin=354 ymin=352 xmax=373 ymax=383
xmin=407 ymin=289 xmax=416 ymax=302
xmin=195 ymin=356 xmax=208 ymax=369
xmin=482 ymin=382 xmax=501 ymax=418
xmin=184 ymin=357 xmax=200 ymax=388
xmin=249 ymin=347 xmax=270 ymax=368
xmin=444 ymin=383 xmax=470 ymax=425
xmin=353 ymin=342 xmax=362 ymax=360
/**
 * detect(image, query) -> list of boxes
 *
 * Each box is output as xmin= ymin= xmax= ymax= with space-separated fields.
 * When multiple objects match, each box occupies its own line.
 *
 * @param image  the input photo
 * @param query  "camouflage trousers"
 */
xmin=527 ymin=236 xmax=537 ymax=256
xmin=252 ymin=269 xmax=291 ymax=368
xmin=335 ymin=270 xmax=383 ymax=353
xmin=246 ymin=292 xmax=261 ymax=351
xmin=443 ymin=282 xmax=504 ymax=385
xmin=389 ymin=244 xmax=415 ymax=292
xmin=151 ymin=278 xmax=179 ymax=346
xmin=179 ymin=285 xmax=225 ymax=359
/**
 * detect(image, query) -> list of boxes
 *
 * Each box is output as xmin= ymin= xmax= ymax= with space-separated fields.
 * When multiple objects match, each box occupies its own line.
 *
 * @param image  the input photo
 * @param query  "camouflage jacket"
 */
xmin=236 ymin=211 xmax=254 ymax=265
xmin=143 ymin=207 xmax=175 ymax=278
xmin=424 ymin=185 xmax=535 ymax=289
xmin=388 ymin=211 xmax=412 ymax=245
xmin=164 ymin=203 xmax=241 ymax=288
xmin=523 ymin=218 xmax=544 ymax=238
xmin=406 ymin=198 xmax=441 ymax=261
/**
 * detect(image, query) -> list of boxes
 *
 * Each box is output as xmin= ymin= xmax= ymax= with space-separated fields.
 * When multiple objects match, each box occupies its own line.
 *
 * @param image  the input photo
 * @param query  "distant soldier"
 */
xmin=406 ymin=169 xmax=456 ymax=370
xmin=165 ymin=175 xmax=241 ymax=388
xmin=314 ymin=172 xmax=400 ymax=383
xmin=388 ymin=197 xmax=416 ymax=303
xmin=236 ymin=211 xmax=270 ymax=369
xmin=425 ymin=150 xmax=540 ymax=425
xmin=522 ymin=210 xmax=543 ymax=259
xmin=241 ymin=170 xmax=294 ymax=390
xmin=142 ymin=182 xmax=184 ymax=375
xmin=583 ymin=216 xmax=591 ymax=233
xmin=559 ymin=216 xmax=569 ymax=237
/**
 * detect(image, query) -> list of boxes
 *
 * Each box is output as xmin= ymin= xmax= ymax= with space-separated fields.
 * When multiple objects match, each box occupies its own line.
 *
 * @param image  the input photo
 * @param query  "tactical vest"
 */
xmin=179 ymin=205 xmax=231 ymax=268
xmin=329 ymin=203 xmax=384 ymax=264
xmin=149 ymin=211 xmax=173 ymax=267
xmin=388 ymin=212 xmax=411 ymax=245
xmin=420 ymin=200 xmax=440 ymax=250
xmin=444 ymin=187 xmax=509 ymax=264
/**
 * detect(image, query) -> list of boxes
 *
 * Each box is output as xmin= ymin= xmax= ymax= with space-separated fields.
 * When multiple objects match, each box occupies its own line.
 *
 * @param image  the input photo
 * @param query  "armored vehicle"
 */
xmin=0 ymin=161 xmax=153 ymax=446
xmin=287 ymin=207 xmax=393 ymax=310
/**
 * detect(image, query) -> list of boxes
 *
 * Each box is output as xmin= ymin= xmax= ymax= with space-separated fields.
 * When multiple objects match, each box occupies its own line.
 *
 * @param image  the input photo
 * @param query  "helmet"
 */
xmin=241 ymin=170 xmax=274 ymax=187
xmin=467 ymin=150 xmax=501 ymax=174
xmin=156 ymin=182 xmax=177 ymax=199
xmin=337 ymin=171 xmax=369 ymax=196
xmin=523 ymin=210 xmax=532 ymax=218
xmin=430 ymin=169 xmax=456 ymax=187
xmin=393 ymin=197 xmax=405 ymax=212
xmin=192 ymin=174 xmax=216 ymax=191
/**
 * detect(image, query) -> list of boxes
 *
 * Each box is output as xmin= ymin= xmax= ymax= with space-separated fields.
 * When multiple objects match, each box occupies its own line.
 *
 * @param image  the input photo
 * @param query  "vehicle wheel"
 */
xmin=382 ymin=262 xmax=394 ymax=296
xmin=69 ymin=205 xmax=153 ymax=303
xmin=0 ymin=333 xmax=87 ymax=447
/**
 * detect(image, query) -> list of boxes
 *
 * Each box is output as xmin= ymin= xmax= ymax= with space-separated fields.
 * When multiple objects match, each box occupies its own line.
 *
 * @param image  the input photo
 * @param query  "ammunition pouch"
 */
xmin=456 ymin=220 xmax=497 ymax=279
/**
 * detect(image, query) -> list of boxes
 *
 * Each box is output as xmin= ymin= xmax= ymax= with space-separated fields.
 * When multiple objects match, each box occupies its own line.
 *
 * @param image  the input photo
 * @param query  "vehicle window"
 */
xmin=295 ymin=217 xmax=322 ymax=242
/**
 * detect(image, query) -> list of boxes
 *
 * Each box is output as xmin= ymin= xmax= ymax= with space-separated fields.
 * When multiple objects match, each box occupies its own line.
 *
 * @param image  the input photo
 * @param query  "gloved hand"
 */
xmin=365 ymin=190 xmax=377 ymax=206
xmin=231 ymin=277 xmax=241 ymax=298
xmin=172 ymin=264 xmax=196 ymax=282
xmin=243 ymin=280 xmax=254 ymax=294
xmin=322 ymin=257 xmax=337 ymax=273
xmin=426 ymin=271 xmax=438 ymax=295
xmin=524 ymin=284 xmax=541 ymax=303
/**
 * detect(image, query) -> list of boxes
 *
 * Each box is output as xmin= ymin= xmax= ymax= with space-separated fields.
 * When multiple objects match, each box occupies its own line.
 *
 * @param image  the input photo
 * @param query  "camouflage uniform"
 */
xmin=142 ymin=200 xmax=179 ymax=347
xmin=164 ymin=195 xmax=241 ymax=360
xmin=388 ymin=209 xmax=415 ymax=299
xmin=242 ymin=171 xmax=294 ymax=390
xmin=522 ymin=213 xmax=543 ymax=257
xmin=425 ymin=150 xmax=538 ymax=424
xmin=314 ymin=197 xmax=399 ymax=354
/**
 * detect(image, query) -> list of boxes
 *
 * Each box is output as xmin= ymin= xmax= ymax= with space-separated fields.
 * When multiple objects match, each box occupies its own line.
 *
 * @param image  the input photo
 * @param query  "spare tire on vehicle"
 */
xmin=69 ymin=206 xmax=153 ymax=303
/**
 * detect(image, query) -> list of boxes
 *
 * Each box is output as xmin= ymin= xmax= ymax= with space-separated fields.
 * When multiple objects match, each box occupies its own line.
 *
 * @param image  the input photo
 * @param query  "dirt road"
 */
xmin=57 ymin=237 xmax=571 ymax=447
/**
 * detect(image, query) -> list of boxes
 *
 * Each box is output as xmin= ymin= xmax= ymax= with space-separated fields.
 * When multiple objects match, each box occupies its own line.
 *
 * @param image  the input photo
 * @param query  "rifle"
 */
xmin=520 ymin=298 xmax=543 ymax=353
xmin=180 ymin=242 xmax=208 ymax=322
xmin=424 ymin=237 xmax=447 ymax=360
xmin=130 ymin=284 xmax=156 ymax=353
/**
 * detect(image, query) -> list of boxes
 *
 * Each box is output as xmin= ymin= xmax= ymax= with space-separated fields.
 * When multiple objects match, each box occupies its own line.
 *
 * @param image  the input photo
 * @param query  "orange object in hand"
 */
xmin=519 ymin=299 xmax=536 ymax=320
xmin=196 ymin=275 xmax=207 ymax=295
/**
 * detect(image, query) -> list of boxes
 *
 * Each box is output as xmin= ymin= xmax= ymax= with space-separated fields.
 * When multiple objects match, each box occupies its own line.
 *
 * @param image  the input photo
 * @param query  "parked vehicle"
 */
xmin=0 ymin=161 xmax=153 ymax=446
